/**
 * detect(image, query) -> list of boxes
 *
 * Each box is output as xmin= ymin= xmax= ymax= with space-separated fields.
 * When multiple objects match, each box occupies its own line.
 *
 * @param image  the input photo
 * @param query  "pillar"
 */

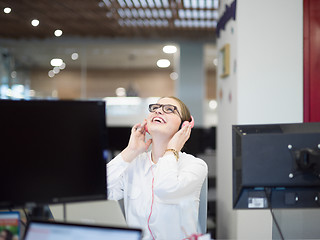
xmin=175 ymin=42 xmax=205 ymax=126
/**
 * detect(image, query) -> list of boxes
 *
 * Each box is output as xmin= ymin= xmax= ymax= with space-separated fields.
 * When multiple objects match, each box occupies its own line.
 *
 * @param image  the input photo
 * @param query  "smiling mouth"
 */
xmin=152 ymin=117 xmax=166 ymax=124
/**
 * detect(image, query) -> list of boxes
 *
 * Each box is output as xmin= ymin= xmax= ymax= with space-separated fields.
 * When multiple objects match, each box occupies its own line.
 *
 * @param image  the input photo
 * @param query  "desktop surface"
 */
xmin=49 ymin=200 xmax=127 ymax=227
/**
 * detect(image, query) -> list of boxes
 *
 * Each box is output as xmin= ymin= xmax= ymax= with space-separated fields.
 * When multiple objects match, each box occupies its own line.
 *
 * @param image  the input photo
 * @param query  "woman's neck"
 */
xmin=150 ymin=135 xmax=170 ymax=163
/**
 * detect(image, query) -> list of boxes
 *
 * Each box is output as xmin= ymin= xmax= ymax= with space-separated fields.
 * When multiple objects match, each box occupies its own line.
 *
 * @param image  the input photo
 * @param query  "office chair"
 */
xmin=198 ymin=175 xmax=208 ymax=234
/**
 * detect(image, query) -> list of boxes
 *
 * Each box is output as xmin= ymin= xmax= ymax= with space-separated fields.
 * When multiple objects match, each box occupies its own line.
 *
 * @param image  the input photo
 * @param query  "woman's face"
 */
xmin=147 ymin=97 xmax=182 ymax=136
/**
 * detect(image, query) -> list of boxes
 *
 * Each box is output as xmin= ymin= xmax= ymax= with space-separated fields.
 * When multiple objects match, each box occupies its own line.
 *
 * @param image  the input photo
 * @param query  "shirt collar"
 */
xmin=144 ymin=151 xmax=155 ymax=175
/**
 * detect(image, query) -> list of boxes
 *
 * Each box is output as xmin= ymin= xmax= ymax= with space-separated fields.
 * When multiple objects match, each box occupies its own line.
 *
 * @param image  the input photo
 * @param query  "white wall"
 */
xmin=237 ymin=0 xmax=303 ymax=124
xmin=216 ymin=0 xmax=303 ymax=239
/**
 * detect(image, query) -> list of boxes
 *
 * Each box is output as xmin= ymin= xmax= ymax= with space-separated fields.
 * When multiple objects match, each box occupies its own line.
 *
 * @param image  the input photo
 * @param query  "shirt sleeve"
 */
xmin=106 ymin=154 xmax=130 ymax=200
xmin=153 ymin=153 xmax=208 ymax=203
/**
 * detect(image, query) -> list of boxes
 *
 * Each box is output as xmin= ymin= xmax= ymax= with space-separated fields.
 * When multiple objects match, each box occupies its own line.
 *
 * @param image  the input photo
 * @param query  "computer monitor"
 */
xmin=0 ymin=100 xmax=107 ymax=211
xmin=0 ymin=211 xmax=20 ymax=240
xmin=23 ymin=220 xmax=142 ymax=240
xmin=232 ymin=122 xmax=320 ymax=209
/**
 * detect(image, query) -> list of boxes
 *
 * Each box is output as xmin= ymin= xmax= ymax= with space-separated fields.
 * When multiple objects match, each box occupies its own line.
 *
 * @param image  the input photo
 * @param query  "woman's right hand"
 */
xmin=121 ymin=121 xmax=152 ymax=162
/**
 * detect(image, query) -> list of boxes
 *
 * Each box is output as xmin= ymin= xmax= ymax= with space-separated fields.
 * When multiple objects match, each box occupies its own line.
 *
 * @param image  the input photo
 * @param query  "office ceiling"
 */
xmin=0 ymin=0 xmax=218 ymax=40
xmin=0 ymin=0 xmax=218 ymax=71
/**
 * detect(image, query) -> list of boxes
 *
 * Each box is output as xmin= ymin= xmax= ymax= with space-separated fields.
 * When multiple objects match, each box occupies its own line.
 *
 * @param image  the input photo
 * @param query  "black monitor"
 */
xmin=0 ymin=99 xmax=107 ymax=211
xmin=107 ymin=127 xmax=131 ymax=156
xmin=232 ymin=122 xmax=320 ymax=209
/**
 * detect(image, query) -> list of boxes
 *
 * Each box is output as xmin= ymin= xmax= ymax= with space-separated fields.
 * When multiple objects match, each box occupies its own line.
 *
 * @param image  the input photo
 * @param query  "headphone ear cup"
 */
xmin=189 ymin=116 xmax=194 ymax=128
xmin=181 ymin=116 xmax=195 ymax=129
xmin=145 ymin=125 xmax=149 ymax=134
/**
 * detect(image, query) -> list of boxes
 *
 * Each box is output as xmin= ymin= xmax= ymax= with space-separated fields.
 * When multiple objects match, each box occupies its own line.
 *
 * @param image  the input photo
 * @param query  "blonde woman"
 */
xmin=107 ymin=96 xmax=208 ymax=240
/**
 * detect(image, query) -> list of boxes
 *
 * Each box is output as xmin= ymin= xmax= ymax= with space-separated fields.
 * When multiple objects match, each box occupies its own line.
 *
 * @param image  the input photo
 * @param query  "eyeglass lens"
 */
xmin=149 ymin=104 xmax=175 ymax=113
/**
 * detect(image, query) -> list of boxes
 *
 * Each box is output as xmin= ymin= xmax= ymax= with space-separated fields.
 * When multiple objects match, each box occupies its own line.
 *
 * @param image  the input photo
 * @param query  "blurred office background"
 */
xmin=0 ymin=0 xmax=218 ymax=238
xmin=4 ymin=1 xmax=318 ymax=239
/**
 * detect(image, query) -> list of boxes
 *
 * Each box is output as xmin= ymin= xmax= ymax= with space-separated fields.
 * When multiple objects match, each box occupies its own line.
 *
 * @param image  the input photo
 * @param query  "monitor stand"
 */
xmin=27 ymin=205 xmax=53 ymax=221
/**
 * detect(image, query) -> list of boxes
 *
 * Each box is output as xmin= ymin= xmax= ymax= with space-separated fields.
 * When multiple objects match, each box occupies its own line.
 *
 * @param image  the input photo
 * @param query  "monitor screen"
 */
xmin=0 ymin=211 xmax=20 ymax=240
xmin=232 ymin=122 xmax=320 ymax=209
xmin=0 ymin=100 xmax=107 ymax=209
xmin=24 ymin=220 xmax=142 ymax=240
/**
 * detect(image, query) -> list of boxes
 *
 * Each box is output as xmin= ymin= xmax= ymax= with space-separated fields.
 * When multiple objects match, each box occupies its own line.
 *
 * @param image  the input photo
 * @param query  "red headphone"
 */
xmin=181 ymin=115 xmax=195 ymax=129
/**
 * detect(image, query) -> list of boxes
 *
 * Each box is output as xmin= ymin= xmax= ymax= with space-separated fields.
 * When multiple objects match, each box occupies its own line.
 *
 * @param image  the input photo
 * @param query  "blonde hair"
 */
xmin=160 ymin=96 xmax=191 ymax=122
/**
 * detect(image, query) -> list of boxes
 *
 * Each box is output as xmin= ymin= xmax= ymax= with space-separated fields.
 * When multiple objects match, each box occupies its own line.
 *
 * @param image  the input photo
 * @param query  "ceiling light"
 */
xmin=154 ymin=0 xmax=162 ymax=8
xmin=165 ymin=9 xmax=172 ymax=18
xmin=212 ymin=20 xmax=218 ymax=27
xmin=71 ymin=53 xmax=79 ymax=60
xmin=213 ymin=0 xmax=219 ymax=9
xmin=162 ymin=0 xmax=169 ymax=7
xmin=157 ymin=59 xmax=170 ymax=68
xmin=53 ymin=66 xmax=60 ymax=74
xmin=147 ymin=0 xmax=155 ymax=7
xmin=163 ymin=45 xmax=177 ymax=54
xmin=170 ymin=72 xmax=178 ymax=80
xmin=54 ymin=29 xmax=63 ymax=37
xmin=102 ymin=0 xmax=112 ymax=7
xmin=131 ymin=8 xmax=138 ymax=18
xmin=48 ymin=70 xmax=55 ymax=78
xmin=174 ymin=20 xmax=181 ymax=27
xmin=31 ymin=19 xmax=39 ymax=27
xmin=117 ymin=9 xmax=125 ymax=18
xmin=192 ymin=9 xmax=198 ymax=18
xmin=118 ymin=19 xmax=124 ymax=26
xmin=125 ymin=9 xmax=132 ymax=18
xmin=3 ymin=7 xmax=11 ymax=14
xmin=50 ymin=58 xmax=63 ymax=67
xmin=115 ymin=87 xmax=126 ymax=97
xmin=152 ymin=9 xmax=158 ymax=18
xmin=199 ymin=0 xmax=205 ymax=8
xmin=139 ymin=0 xmax=147 ymax=7
xmin=186 ymin=9 xmax=192 ymax=18
xmin=11 ymin=71 xmax=17 ymax=79
xmin=106 ymin=11 xmax=113 ymax=18
xmin=184 ymin=0 xmax=190 ymax=8
xmin=118 ymin=0 xmax=127 ymax=7
xmin=59 ymin=62 xmax=66 ymax=70
xmin=209 ymin=100 xmax=218 ymax=110
xmin=145 ymin=9 xmax=152 ymax=18
xmin=198 ymin=10 xmax=205 ymax=19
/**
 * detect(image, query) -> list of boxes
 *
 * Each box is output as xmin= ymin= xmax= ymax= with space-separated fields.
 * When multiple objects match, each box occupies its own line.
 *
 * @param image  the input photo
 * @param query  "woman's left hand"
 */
xmin=166 ymin=123 xmax=192 ymax=152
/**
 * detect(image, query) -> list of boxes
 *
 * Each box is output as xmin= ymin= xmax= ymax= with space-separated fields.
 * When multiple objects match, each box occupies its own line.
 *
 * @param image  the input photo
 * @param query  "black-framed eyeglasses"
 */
xmin=148 ymin=104 xmax=182 ymax=118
